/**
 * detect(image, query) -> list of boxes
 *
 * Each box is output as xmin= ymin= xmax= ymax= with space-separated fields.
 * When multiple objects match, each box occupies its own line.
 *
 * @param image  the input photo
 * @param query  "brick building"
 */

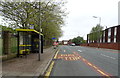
xmin=62 ymin=40 xmax=69 ymax=45
xmin=85 ymin=25 xmax=120 ymax=50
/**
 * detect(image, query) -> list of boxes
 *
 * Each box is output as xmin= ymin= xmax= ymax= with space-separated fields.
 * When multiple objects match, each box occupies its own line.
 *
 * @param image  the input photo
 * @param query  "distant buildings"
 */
xmin=62 ymin=40 xmax=69 ymax=45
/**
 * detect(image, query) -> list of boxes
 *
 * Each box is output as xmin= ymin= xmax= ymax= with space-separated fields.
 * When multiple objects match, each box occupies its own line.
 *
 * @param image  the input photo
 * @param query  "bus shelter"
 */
xmin=16 ymin=29 xmax=43 ymax=57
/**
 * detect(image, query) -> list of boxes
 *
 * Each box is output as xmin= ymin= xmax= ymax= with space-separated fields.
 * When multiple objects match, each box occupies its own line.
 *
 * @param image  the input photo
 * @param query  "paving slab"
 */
xmin=2 ymin=47 xmax=58 ymax=77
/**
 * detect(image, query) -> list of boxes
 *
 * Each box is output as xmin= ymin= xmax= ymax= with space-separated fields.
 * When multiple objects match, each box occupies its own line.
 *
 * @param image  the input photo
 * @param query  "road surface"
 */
xmin=46 ymin=45 xmax=119 ymax=77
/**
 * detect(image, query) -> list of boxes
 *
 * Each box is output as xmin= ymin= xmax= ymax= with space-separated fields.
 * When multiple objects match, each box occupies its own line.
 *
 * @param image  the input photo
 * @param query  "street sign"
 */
xmin=52 ymin=37 xmax=56 ymax=40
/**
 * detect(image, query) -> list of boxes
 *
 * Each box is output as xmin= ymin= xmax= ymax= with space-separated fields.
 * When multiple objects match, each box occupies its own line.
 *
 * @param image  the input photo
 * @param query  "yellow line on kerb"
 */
xmin=44 ymin=49 xmax=60 ymax=78
xmin=44 ymin=61 xmax=54 ymax=78
xmin=54 ymin=49 xmax=60 ymax=59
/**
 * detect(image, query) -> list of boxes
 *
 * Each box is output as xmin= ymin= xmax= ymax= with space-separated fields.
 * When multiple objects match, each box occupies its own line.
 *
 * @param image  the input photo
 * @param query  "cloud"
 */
xmin=59 ymin=0 xmax=119 ymax=41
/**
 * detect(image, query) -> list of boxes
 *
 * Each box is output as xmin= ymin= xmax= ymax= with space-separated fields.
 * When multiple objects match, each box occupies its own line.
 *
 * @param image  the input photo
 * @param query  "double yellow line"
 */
xmin=54 ymin=49 xmax=59 ymax=59
xmin=44 ymin=61 xmax=55 ymax=78
xmin=44 ymin=49 xmax=60 ymax=78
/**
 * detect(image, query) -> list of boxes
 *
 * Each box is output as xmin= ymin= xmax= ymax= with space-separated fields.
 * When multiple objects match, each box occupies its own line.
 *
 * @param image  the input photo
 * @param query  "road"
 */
xmin=46 ymin=45 xmax=118 ymax=77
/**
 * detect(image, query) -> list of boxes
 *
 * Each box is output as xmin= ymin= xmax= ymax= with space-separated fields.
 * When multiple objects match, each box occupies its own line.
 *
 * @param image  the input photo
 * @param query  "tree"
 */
xmin=0 ymin=2 xmax=37 ymax=28
xmin=40 ymin=0 xmax=66 ymax=40
xmin=0 ymin=1 xmax=67 ymax=46
xmin=89 ymin=24 xmax=103 ymax=43
xmin=72 ymin=36 xmax=85 ymax=45
xmin=0 ymin=25 xmax=15 ymax=33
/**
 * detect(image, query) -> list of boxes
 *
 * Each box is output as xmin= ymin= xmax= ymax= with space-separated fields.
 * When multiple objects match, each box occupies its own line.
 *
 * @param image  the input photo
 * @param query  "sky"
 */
xmin=59 ymin=0 xmax=120 ymax=41
xmin=0 ymin=0 xmax=119 ymax=41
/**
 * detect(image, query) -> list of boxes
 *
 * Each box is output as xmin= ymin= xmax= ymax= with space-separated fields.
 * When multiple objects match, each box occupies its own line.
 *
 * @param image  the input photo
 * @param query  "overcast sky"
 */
xmin=59 ymin=0 xmax=120 ymax=41
xmin=0 ymin=0 xmax=119 ymax=41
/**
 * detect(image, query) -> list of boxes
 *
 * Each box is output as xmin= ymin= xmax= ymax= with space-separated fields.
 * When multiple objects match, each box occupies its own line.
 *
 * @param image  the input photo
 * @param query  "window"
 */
xmin=20 ymin=35 xmax=23 ymax=45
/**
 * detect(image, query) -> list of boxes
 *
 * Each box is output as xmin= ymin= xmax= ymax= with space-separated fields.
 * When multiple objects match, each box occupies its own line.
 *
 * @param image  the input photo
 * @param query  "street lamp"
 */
xmin=93 ymin=16 xmax=101 ymax=48
xmin=93 ymin=16 xmax=101 ymax=25
xmin=38 ymin=0 xmax=41 ymax=61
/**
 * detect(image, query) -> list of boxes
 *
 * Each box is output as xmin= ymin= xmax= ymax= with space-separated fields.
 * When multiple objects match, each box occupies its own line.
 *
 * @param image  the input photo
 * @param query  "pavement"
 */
xmin=2 ymin=47 xmax=58 ymax=78
xmin=48 ymin=45 xmax=119 ymax=77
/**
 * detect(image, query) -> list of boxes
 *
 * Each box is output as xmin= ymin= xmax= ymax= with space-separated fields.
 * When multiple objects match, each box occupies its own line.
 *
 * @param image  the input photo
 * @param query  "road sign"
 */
xmin=52 ymin=38 xmax=56 ymax=40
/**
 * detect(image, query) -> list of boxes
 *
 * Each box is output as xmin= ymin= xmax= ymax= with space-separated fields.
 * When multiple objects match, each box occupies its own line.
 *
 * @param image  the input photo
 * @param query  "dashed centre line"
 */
xmin=64 ymin=50 xmax=66 ymax=52
xmin=78 ymin=50 xmax=82 ymax=52
xmin=72 ymin=52 xmax=113 ymax=77
xmin=101 ymin=54 xmax=116 ymax=60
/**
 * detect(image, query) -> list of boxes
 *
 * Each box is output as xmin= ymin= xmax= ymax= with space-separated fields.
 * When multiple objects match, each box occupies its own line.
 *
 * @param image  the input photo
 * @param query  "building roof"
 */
xmin=16 ymin=29 xmax=43 ymax=35
xmin=62 ymin=40 xmax=69 ymax=42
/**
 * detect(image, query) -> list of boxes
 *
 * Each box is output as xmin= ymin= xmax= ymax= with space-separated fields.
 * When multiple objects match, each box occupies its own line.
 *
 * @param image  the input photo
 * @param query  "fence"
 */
xmin=10 ymin=37 xmax=17 ymax=54
xmin=2 ymin=31 xmax=17 ymax=55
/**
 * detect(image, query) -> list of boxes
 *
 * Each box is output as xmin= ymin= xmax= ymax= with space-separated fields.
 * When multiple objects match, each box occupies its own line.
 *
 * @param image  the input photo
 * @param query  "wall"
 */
xmin=3 ymin=31 xmax=11 ymax=54
xmin=2 ymin=31 xmax=18 ymax=55
xmin=80 ymin=43 xmax=120 ymax=50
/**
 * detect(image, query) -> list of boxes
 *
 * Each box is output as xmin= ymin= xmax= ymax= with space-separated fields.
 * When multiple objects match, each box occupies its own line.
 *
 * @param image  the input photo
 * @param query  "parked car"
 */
xmin=70 ymin=43 xmax=75 ymax=46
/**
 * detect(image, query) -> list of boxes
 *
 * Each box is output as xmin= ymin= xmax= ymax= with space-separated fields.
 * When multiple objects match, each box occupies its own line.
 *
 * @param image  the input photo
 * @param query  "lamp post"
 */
xmin=93 ymin=16 xmax=101 ymax=25
xmin=38 ymin=0 xmax=41 ymax=61
xmin=93 ymin=16 xmax=101 ymax=48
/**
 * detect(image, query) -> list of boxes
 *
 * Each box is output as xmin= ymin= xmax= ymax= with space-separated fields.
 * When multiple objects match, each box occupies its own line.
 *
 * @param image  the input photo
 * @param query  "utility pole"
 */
xmin=38 ymin=0 xmax=41 ymax=61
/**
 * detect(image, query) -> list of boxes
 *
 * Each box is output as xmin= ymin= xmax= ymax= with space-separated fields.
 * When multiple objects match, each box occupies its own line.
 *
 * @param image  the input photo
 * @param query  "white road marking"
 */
xmin=78 ymin=50 xmax=82 ymax=52
xmin=101 ymin=54 xmax=116 ymax=60
xmin=109 ymin=57 xmax=116 ymax=60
